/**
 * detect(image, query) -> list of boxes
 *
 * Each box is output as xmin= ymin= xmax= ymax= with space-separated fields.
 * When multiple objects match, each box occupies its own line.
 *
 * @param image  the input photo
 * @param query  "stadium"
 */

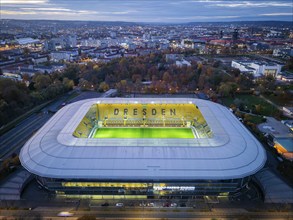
xmin=20 ymin=98 xmax=266 ymax=200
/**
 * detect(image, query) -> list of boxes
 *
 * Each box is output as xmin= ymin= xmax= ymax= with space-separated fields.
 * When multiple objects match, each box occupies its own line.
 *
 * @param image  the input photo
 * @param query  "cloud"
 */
xmin=110 ymin=11 xmax=138 ymax=15
xmin=1 ymin=0 xmax=48 ymax=4
xmin=2 ymin=7 xmax=138 ymax=18
xmin=20 ymin=7 xmax=72 ymax=12
xmin=170 ymin=0 xmax=223 ymax=3
xmin=1 ymin=8 xmax=99 ymax=16
xmin=1 ymin=0 xmax=292 ymax=22
xmin=1 ymin=10 xmax=39 ymax=15
xmin=213 ymin=1 xmax=292 ymax=8
xmin=18 ymin=7 xmax=137 ymax=15
xmin=260 ymin=13 xmax=293 ymax=16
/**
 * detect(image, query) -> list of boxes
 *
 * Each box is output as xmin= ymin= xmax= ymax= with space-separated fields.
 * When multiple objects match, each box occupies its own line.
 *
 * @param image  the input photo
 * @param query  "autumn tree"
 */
xmin=33 ymin=74 xmax=52 ymax=91
xmin=98 ymin=81 xmax=109 ymax=92
xmin=218 ymin=82 xmax=238 ymax=97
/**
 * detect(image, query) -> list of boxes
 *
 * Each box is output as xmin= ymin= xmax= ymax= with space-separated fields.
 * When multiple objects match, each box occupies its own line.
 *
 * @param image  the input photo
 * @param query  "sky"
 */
xmin=1 ymin=0 xmax=292 ymax=23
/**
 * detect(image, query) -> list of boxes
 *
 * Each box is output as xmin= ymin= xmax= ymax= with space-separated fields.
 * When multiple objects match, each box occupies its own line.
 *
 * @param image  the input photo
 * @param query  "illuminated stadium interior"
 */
xmin=73 ymin=103 xmax=212 ymax=139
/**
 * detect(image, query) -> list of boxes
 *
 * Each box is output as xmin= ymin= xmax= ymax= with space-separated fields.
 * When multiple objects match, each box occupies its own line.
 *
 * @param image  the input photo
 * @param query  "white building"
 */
xmin=80 ymin=39 xmax=101 ymax=47
xmin=50 ymin=50 xmax=78 ymax=62
xmin=231 ymin=60 xmax=283 ymax=78
xmin=176 ymin=59 xmax=191 ymax=68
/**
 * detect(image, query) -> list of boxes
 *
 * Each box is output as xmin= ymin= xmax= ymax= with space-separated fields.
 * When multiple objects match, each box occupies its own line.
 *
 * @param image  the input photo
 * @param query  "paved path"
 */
xmin=260 ymin=95 xmax=293 ymax=119
xmin=255 ymin=168 xmax=293 ymax=203
xmin=0 ymin=168 xmax=32 ymax=200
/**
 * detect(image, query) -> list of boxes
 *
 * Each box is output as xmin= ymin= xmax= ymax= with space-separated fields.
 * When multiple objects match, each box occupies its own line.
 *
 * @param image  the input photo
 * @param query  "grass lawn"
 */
xmin=93 ymin=127 xmax=195 ymax=139
xmin=249 ymin=115 xmax=265 ymax=124
xmin=263 ymin=94 xmax=293 ymax=107
xmin=222 ymin=94 xmax=279 ymax=116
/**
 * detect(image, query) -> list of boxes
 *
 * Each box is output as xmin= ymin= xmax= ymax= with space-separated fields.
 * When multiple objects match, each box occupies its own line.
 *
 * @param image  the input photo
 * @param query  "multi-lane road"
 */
xmin=0 ymin=92 xmax=72 ymax=161
xmin=0 ymin=89 xmax=117 ymax=161
xmin=0 ymin=113 xmax=51 ymax=160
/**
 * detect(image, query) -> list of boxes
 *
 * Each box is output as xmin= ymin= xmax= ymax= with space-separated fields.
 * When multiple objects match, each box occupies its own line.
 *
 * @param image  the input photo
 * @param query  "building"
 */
xmin=165 ymin=54 xmax=183 ymax=62
xmin=175 ymin=59 xmax=191 ymax=68
xmin=283 ymin=107 xmax=293 ymax=117
xmin=80 ymin=39 xmax=101 ymax=47
xmin=181 ymin=39 xmax=195 ymax=49
xmin=0 ymin=72 xmax=22 ymax=81
xmin=231 ymin=60 xmax=283 ymax=78
xmin=259 ymin=117 xmax=293 ymax=161
xmin=20 ymin=98 xmax=266 ymax=199
xmin=273 ymin=48 xmax=293 ymax=58
xmin=273 ymin=138 xmax=293 ymax=161
xmin=16 ymin=38 xmax=40 ymax=45
xmin=32 ymin=55 xmax=48 ymax=64
xmin=50 ymin=50 xmax=78 ymax=62
xmin=277 ymin=72 xmax=293 ymax=82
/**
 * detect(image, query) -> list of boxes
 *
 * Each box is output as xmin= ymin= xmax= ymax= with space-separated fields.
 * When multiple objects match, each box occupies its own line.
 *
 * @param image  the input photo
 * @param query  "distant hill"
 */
xmin=1 ymin=19 xmax=292 ymax=27
xmin=185 ymin=20 xmax=293 ymax=27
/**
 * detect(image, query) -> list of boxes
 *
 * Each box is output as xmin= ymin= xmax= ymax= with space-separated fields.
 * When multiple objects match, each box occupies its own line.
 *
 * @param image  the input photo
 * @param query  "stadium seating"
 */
xmin=73 ymin=103 xmax=212 ymax=138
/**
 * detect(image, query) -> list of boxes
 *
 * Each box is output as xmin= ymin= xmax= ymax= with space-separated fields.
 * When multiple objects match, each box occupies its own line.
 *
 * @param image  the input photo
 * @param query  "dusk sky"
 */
xmin=1 ymin=0 xmax=292 ymax=23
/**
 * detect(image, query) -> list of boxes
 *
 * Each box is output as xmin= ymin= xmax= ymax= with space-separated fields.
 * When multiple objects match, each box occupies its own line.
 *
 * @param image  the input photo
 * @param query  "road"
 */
xmin=0 ymin=113 xmax=51 ymax=159
xmin=0 ymin=208 xmax=292 ymax=220
xmin=0 ymin=93 xmax=71 ymax=160
xmin=0 ymin=89 xmax=117 ymax=161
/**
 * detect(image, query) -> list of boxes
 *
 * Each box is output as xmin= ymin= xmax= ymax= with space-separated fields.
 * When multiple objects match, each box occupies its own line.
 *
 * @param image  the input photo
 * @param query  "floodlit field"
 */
xmin=93 ymin=127 xmax=195 ymax=139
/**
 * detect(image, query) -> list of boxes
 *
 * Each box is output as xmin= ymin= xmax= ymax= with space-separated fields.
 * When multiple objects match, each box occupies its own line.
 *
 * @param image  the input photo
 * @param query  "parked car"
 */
xmin=101 ymin=202 xmax=109 ymax=207
xmin=170 ymin=203 xmax=177 ymax=207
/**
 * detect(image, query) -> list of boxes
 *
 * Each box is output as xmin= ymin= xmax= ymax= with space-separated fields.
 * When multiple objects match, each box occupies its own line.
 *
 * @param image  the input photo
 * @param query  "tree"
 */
xmin=162 ymin=71 xmax=171 ymax=83
xmin=63 ymin=64 xmax=79 ymax=82
xmin=33 ymin=74 xmax=52 ymax=91
xmin=255 ymin=104 xmax=262 ymax=114
xmin=78 ymin=78 xmax=92 ymax=91
xmin=62 ymin=77 xmax=74 ymax=90
xmin=282 ymin=57 xmax=293 ymax=71
xmin=23 ymin=47 xmax=30 ymax=56
xmin=218 ymin=82 xmax=238 ymax=97
xmin=243 ymin=114 xmax=252 ymax=122
xmin=22 ymin=73 xmax=30 ymax=82
xmin=236 ymin=74 xmax=253 ymax=90
xmin=206 ymin=67 xmax=214 ymax=77
xmin=132 ymin=74 xmax=142 ymax=83
xmin=197 ymin=74 xmax=206 ymax=90
xmin=116 ymin=79 xmax=128 ymax=92
xmin=98 ymin=81 xmax=109 ymax=92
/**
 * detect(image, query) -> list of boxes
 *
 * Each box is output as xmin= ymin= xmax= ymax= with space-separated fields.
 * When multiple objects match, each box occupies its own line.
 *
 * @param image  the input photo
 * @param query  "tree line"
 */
xmin=0 ymin=71 xmax=74 ymax=126
xmin=2 ymin=52 xmax=292 ymax=126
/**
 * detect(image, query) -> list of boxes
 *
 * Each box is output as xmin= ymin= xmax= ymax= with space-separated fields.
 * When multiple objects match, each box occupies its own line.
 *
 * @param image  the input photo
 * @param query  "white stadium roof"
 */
xmin=16 ymin=38 xmax=40 ymax=45
xmin=20 ymin=98 xmax=266 ymax=181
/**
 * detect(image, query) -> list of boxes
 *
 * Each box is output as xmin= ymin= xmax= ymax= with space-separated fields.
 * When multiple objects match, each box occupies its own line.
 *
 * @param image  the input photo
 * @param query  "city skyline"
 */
xmin=1 ymin=0 xmax=292 ymax=23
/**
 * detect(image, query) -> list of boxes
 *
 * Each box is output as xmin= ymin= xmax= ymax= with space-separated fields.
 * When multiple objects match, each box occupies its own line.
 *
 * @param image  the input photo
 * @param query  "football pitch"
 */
xmin=93 ymin=127 xmax=195 ymax=139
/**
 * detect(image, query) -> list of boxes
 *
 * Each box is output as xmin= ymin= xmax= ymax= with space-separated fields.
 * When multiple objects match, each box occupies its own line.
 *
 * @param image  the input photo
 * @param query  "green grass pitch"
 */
xmin=93 ymin=127 xmax=195 ymax=139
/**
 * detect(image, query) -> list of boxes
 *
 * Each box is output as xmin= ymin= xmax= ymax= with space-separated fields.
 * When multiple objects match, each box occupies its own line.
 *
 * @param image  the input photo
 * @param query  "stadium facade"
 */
xmin=20 ymin=98 xmax=266 ymax=199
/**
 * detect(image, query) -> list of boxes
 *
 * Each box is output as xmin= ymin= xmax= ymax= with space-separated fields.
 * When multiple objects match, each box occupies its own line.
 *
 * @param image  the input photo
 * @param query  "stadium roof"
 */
xmin=16 ymin=38 xmax=39 ymax=45
xmin=20 ymin=98 xmax=266 ymax=181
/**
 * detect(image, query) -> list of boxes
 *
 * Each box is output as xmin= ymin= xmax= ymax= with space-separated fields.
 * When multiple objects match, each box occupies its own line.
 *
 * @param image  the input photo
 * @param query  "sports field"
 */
xmin=93 ymin=127 xmax=195 ymax=139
